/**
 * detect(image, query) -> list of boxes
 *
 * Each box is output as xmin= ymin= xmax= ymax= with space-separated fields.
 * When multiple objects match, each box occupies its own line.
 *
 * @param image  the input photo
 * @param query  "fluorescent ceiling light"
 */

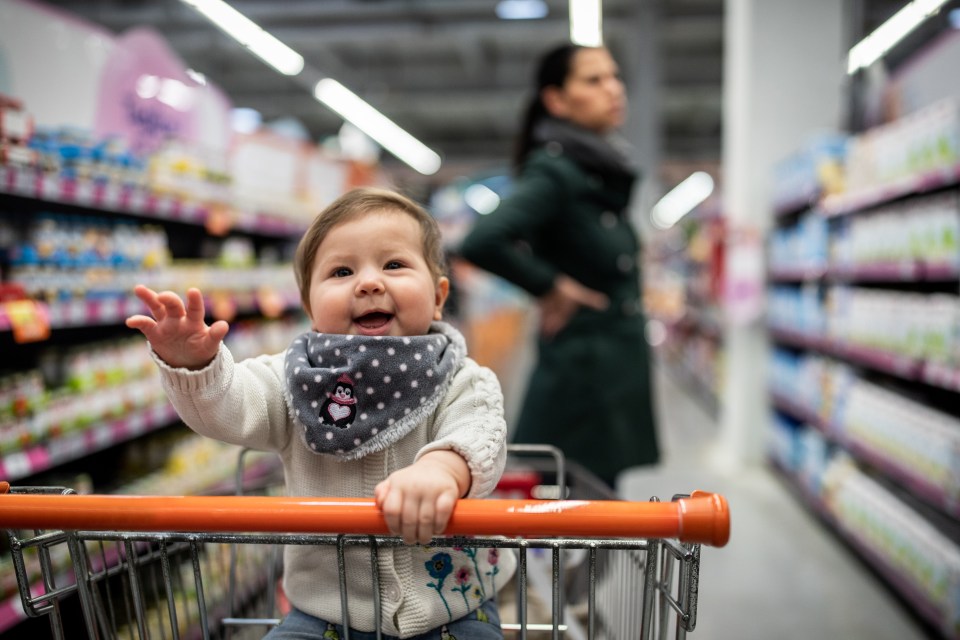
xmin=847 ymin=0 xmax=950 ymax=74
xmin=180 ymin=0 xmax=304 ymax=76
xmin=464 ymin=184 xmax=501 ymax=214
xmin=314 ymin=78 xmax=442 ymax=176
xmin=569 ymin=0 xmax=603 ymax=46
xmin=650 ymin=172 xmax=714 ymax=230
xmin=497 ymin=0 xmax=548 ymax=20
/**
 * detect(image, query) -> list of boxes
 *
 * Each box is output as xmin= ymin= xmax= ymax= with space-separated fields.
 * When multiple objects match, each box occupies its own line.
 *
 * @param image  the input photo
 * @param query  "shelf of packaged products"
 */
xmin=769 ymin=458 xmax=951 ymax=639
xmin=770 ymin=392 xmax=959 ymax=521
xmin=0 ymin=400 xmax=178 ymax=483
xmin=768 ymin=326 xmax=926 ymax=382
xmin=0 ymin=455 xmax=283 ymax=635
xmin=0 ymin=288 xmax=302 ymax=334
xmin=0 ymin=165 xmax=308 ymax=238
xmin=821 ymin=163 xmax=960 ymax=218
xmin=773 ymin=324 xmax=960 ymax=395
xmin=768 ymin=262 xmax=960 ymax=284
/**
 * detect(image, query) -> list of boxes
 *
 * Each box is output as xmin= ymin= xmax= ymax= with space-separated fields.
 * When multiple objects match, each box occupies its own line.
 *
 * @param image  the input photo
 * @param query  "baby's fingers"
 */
xmin=411 ymin=498 xmax=435 ymax=545
xmin=379 ymin=484 xmax=404 ymax=538
xmin=125 ymin=314 xmax=157 ymax=335
xmin=207 ymin=320 xmax=229 ymax=345
xmin=185 ymin=288 xmax=207 ymax=323
xmin=433 ymin=491 xmax=457 ymax=536
xmin=156 ymin=291 xmax=187 ymax=318
xmin=133 ymin=285 xmax=166 ymax=321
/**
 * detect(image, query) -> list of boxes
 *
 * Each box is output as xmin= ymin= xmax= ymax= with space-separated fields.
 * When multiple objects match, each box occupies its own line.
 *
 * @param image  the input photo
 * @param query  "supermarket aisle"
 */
xmin=618 ymin=365 xmax=933 ymax=640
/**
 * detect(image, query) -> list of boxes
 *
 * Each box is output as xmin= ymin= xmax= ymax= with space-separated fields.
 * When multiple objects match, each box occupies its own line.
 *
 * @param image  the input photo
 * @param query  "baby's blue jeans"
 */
xmin=262 ymin=598 xmax=502 ymax=640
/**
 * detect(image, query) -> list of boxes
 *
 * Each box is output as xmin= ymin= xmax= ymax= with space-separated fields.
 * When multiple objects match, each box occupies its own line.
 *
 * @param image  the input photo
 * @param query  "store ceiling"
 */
xmin=41 ymin=0 xmax=915 ymax=184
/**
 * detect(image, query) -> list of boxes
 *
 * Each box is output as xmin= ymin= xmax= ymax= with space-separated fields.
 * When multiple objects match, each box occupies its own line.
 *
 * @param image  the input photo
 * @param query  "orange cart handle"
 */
xmin=0 ymin=482 xmax=729 ymax=547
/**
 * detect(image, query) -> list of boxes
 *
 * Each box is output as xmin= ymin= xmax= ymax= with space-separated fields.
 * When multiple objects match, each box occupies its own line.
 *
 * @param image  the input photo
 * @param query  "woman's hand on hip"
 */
xmin=538 ymin=275 xmax=608 ymax=338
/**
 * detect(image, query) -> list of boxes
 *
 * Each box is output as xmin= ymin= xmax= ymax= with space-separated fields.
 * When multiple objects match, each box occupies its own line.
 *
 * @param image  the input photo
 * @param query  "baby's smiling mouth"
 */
xmin=355 ymin=312 xmax=394 ymax=329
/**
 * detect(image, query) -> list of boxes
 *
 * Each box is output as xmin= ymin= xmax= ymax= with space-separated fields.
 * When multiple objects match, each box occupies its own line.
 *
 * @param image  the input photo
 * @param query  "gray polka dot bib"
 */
xmin=283 ymin=321 xmax=466 ymax=460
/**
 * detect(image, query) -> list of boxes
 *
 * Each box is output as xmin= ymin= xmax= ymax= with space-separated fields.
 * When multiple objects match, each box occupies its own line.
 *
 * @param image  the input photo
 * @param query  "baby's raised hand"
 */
xmin=374 ymin=451 xmax=470 ymax=545
xmin=126 ymin=285 xmax=229 ymax=370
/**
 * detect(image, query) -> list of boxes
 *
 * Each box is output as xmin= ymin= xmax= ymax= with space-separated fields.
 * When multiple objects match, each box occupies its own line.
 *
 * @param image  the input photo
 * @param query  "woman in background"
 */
xmin=459 ymin=43 xmax=659 ymax=489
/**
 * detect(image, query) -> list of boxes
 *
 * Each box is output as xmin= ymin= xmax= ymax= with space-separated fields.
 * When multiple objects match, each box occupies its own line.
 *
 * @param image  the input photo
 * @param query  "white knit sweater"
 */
xmin=153 ymin=342 xmax=516 ymax=637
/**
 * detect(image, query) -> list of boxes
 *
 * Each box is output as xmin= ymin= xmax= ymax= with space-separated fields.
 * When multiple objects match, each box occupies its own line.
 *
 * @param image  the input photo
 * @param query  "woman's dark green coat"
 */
xmin=460 ymin=144 xmax=659 ymax=487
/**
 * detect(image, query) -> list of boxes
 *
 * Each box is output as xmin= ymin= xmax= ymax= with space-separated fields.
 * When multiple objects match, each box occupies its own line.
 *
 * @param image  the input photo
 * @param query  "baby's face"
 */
xmin=306 ymin=209 xmax=448 ymax=337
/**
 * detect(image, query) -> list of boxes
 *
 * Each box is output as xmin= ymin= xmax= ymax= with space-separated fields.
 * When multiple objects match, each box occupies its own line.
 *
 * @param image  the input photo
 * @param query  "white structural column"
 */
xmin=718 ymin=0 xmax=845 ymax=466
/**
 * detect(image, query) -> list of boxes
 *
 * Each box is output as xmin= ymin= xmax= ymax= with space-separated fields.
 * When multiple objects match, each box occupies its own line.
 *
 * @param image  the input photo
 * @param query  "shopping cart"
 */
xmin=0 ymin=445 xmax=730 ymax=640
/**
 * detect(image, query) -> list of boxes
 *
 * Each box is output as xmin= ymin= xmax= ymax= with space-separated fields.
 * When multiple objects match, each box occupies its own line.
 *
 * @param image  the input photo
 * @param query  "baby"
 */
xmin=127 ymin=187 xmax=514 ymax=640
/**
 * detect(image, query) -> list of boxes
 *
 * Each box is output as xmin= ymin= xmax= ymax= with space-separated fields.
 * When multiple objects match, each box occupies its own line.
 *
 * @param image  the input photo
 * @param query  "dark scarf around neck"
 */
xmin=533 ymin=117 xmax=637 ymax=179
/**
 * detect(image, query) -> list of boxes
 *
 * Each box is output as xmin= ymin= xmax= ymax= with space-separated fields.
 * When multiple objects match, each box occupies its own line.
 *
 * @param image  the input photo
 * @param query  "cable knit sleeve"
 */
xmin=151 ymin=343 xmax=293 ymax=453
xmin=415 ymin=358 xmax=507 ymax=498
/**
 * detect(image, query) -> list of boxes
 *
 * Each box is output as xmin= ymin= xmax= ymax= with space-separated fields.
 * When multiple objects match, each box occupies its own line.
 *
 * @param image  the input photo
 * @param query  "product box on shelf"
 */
xmin=773 ymin=133 xmax=847 ymax=213
xmin=0 ymin=94 xmax=34 ymax=144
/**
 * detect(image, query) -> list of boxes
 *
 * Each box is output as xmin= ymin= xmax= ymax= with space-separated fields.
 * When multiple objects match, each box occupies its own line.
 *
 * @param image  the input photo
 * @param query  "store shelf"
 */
xmin=771 ymin=393 xmax=960 ymax=520
xmin=0 ymin=456 xmax=282 ymax=635
xmin=773 ymin=323 xmax=960 ymax=396
xmin=0 ymin=289 xmax=301 ymax=334
xmin=769 ymin=261 xmax=960 ymax=284
xmin=821 ymin=163 xmax=960 ymax=218
xmin=772 ymin=188 xmax=820 ymax=218
xmin=769 ymin=326 xmax=924 ymax=381
xmin=770 ymin=460 xmax=953 ymax=639
xmin=0 ymin=165 xmax=307 ymax=238
xmin=0 ymin=400 xmax=178 ymax=482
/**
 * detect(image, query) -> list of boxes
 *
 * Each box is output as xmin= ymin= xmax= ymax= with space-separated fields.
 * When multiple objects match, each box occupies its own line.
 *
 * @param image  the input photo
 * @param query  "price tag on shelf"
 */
xmin=151 ymin=402 xmax=172 ymax=424
xmin=48 ymin=434 xmax=85 ymax=465
xmin=101 ymin=182 xmax=121 ymax=209
xmin=156 ymin=195 xmax=174 ymax=216
xmin=67 ymin=299 xmax=87 ymax=326
xmin=40 ymin=173 xmax=60 ymax=200
xmin=127 ymin=410 xmax=147 ymax=434
xmin=129 ymin=188 xmax=147 ymax=212
xmin=91 ymin=424 xmax=114 ymax=450
xmin=98 ymin=297 xmax=120 ymax=323
xmin=256 ymin=287 xmax=285 ymax=319
xmin=1 ymin=451 xmax=31 ymax=480
xmin=3 ymin=300 xmax=50 ymax=343
xmin=73 ymin=178 xmax=94 ymax=205
xmin=204 ymin=203 xmax=235 ymax=236
xmin=14 ymin=168 xmax=35 ymax=195
xmin=210 ymin=291 xmax=237 ymax=322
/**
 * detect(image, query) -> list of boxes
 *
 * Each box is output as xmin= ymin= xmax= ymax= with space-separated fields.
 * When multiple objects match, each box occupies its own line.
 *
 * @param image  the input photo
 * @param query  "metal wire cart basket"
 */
xmin=0 ymin=445 xmax=730 ymax=640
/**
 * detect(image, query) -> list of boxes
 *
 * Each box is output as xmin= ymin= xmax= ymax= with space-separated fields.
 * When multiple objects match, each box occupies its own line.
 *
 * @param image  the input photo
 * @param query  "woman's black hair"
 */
xmin=512 ymin=43 xmax=584 ymax=172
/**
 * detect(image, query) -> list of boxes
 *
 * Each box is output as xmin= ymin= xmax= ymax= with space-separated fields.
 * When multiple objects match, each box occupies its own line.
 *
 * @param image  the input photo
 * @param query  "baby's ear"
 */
xmin=433 ymin=277 xmax=450 ymax=320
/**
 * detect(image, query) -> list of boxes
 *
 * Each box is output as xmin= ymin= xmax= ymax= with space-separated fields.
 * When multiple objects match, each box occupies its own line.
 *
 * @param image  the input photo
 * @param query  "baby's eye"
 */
xmin=332 ymin=267 xmax=352 ymax=278
xmin=384 ymin=261 xmax=404 ymax=270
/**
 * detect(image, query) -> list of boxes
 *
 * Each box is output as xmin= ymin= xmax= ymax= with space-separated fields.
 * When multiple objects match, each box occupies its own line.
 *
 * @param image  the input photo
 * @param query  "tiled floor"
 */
xmin=616 ymin=366 xmax=935 ymax=640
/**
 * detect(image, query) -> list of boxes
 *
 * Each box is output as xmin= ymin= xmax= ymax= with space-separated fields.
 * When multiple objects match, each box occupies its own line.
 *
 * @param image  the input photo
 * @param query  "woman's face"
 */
xmin=543 ymin=47 xmax=626 ymax=134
